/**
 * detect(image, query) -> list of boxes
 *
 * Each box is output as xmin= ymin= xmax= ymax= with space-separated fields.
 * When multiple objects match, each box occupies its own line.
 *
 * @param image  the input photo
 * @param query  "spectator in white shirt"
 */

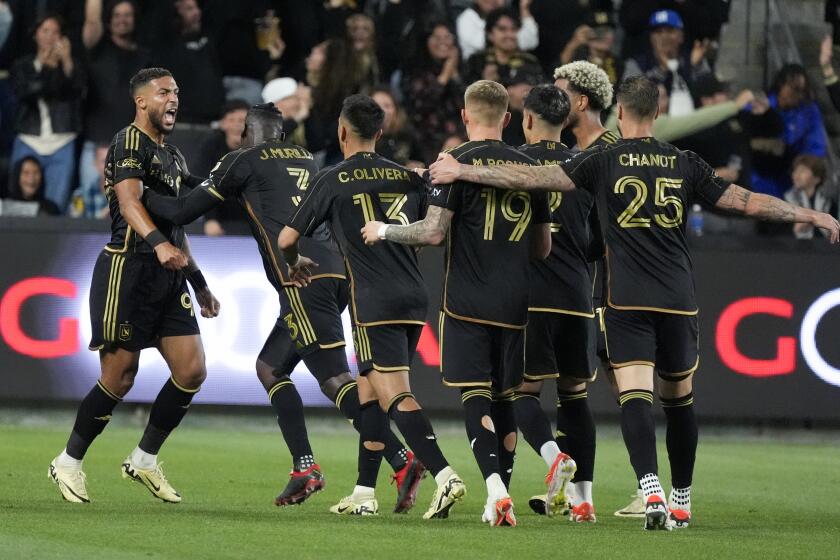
xmin=456 ymin=0 xmax=538 ymax=60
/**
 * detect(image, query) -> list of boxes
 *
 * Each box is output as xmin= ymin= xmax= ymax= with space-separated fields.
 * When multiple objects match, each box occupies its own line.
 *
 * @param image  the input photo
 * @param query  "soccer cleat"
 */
xmin=614 ymin=489 xmax=646 ymax=518
xmin=391 ymin=451 xmax=426 ymax=513
xmin=669 ymin=508 xmax=691 ymax=529
xmin=121 ymin=457 xmax=181 ymax=503
xmin=492 ymin=497 xmax=517 ymax=527
xmin=643 ymin=495 xmax=672 ymax=531
xmin=329 ymin=495 xmax=378 ymax=515
xmin=48 ymin=458 xmax=90 ymax=503
xmin=528 ymin=494 xmax=547 ymax=516
xmin=544 ymin=452 xmax=577 ymax=516
xmin=569 ymin=501 xmax=597 ymax=523
xmin=422 ymin=473 xmax=466 ymax=519
xmin=274 ymin=464 xmax=325 ymax=506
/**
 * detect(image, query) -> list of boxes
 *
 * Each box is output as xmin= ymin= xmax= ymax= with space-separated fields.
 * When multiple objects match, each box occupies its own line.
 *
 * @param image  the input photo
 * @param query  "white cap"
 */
xmin=262 ymin=77 xmax=298 ymax=103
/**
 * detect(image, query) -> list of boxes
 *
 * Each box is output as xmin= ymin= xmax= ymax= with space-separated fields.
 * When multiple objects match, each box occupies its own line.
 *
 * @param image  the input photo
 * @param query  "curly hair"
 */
xmin=553 ymin=61 xmax=614 ymax=111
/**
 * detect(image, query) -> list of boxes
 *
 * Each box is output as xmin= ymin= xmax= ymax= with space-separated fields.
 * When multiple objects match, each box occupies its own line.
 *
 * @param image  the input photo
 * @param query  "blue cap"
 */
xmin=648 ymin=9 xmax=683 ymax=29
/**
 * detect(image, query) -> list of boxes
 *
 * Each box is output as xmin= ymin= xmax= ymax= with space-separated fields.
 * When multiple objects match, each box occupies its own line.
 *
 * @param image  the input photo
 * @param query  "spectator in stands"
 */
xmin=153 ymin=0 xmax=224 ymax=124
xmin=463 ymin=8 xmax=543 ymax=86
xmin=262 ymin=77 xmax=312 ymax=148
xmin=7 ymin=155 xmax=60 ymax=215
xmin=11 ymin=14 xmax=84 ymax=212
xmin=623 ymin=9 xmax=711 ymax=116
xmin=819 ymin=35 xmax=840 ymax=113
xmin=457 ymin=0 xmax=538 ymax=60
xmin=786 ymin=155 xmax=837 ymax=239
xmin=194 ymin=99 xmax=249 ymax=236
xmin=304 ymin=41 xmax=327 ymax=89
xmin=372 ymin=86 xmax=424 ymax=167
xmin=68 ymin=143 xmax=109 ymax=219
xmin=530 ymin=0 xmax=611 ymax=74
xmin=751 ymin=64 xmax=826 ymax=200
xmin=559 ymin=11 xmax=623 ymax=86
xmin=401 ymin=23 xmax=464 ymax=164
xmin=502 ymin=70 xmax=541 ymax=146
xmin=80 ymin=0 xmax=151 ymax=213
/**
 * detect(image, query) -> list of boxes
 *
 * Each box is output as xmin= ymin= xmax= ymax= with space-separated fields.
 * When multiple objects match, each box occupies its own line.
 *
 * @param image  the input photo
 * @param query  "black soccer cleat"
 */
xmin=391 ymin=451 xmax=427 ymax=513
xmin=274 ymin=464 xmax=325 ymax=506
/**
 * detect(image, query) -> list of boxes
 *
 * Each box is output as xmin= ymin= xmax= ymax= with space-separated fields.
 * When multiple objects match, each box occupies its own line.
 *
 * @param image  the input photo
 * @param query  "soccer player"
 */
xmin=428 ymin=76 xmax=840 ymax=531
xmin=362 ymin=80 xmax=569 ymax=528
xmin=140 ymin=103 xmax=424 ymax=512
xmin=280 ymin=94 xmax=466 ymax=518
xmin=512 ymin=83 xmax=600 ymax=523
xmin=49 ymin=68 xmax=220 ymax=504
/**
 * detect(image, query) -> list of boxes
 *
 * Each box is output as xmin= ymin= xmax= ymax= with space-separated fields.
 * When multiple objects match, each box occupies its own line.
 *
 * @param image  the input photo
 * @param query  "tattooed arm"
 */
xmin=361 ymin=205 xmax=454 ymax=246
xmin=428 ymin=153 xmax=577 ymax=192
xmin=715 ymin=184 xmax=840 ymax=242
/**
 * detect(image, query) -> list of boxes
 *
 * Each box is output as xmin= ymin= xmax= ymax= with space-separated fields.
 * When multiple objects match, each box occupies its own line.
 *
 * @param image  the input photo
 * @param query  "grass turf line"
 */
xmin=1 ymin=422 xmax=838 ymax=559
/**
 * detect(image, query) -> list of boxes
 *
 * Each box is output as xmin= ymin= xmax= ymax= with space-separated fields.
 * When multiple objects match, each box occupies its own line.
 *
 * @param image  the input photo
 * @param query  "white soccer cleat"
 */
xmin=614 ymin=488 xmax=646 ymax=518
xmin=121 ymin=457 xmax=181 ymax=503
xmin=483 ymin=497 xmax=516 ymax=527
xmin=545 ymin=452 xmax=577 ymax=516
xmin=422 ymin=472 xmax=466 ymax=519
xmin=48 ymin=458 xmax=90 ymax=503
xmin=329 ymin=495 xmax=378 ymax=515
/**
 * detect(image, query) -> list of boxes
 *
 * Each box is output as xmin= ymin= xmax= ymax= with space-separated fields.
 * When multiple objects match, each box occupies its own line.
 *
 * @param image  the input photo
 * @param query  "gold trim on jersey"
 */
xmin=659 ymin=357 xmax=700 ymax=377
xmin=308 ymin=273 xmax=347 ymax=281
xmin=438 ymin=311 xmax=445 ymax=371
xmin=527 ymin=307 xmax=595 ymax=318
xmin=354 ymin=325 xmax=372 ymax=362
xmin=442 ymin=379 xmax=492 ymax=388
xmin=129 ymin=123 xmax=163 ymax=146
xmin=125 ymin=127 xmax=141 ymax=151
xmin=597 ymin=130 xmax=620 ymax=145
xmin=344 ymin=258 xmax=421 ymax=327
xmin=443 ymin=307 xmax=526 ymax=330
xmin=284 ymin=287 xmax=316 ymax=345
xmin=610 ymin=359 xmax=655 ymax=369
xmin=242 ymin=199 xmax=293 ymax=286
xmin=318 ymin=341 xmax=346 ymax=350
xmin=207 ymin=186 xmax=225 ymax=201
xmin=103 ymin=254 xmax=126 ymax=342
xmin=170 ymin=375 xmax=201 ymax=394
xmin=104 ymin=225 xmax=133 ymax=253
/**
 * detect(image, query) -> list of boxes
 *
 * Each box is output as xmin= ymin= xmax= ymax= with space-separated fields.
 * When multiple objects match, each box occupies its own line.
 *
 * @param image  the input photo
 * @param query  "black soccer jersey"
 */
xmin=560 ymin=137 xmax=730 ymax=314
xmin=430 ymin=140 xmax=551 ymax=328
xmin=104 ymin=124 xmax=202 ymax=254
xmin=587 ymin=130 xmax=619 ymax=308
xmin=519 ymin=140 xmax=598 ymax=315
xmin=206 ymin=139 xmax=345 ymax=293
xmin=288 ymin=152 xmax=429 ymax=326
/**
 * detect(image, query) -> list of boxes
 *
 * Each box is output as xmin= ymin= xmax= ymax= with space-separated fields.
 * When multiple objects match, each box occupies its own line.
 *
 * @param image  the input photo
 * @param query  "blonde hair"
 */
xmin=464 ymin=80 xmax=509 ymax=125
xmin=553 ymin=60 xmax=614 ymax=110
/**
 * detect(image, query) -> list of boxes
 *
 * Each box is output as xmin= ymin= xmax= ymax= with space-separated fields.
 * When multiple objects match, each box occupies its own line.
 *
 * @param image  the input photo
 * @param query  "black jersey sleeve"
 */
xmin=428 ymin=181 xmax=462 ymax=212
xmin=142 ymin=180 xmax=221 ymax=225
xmin=207 ymin=150 xmax=251 ymax=199
xmin=112 ymin=128 xmax=146 ymax=184
xmin=559 ymin=150 xmax=602 ymax=194
xmin=684 ymin=150 xmax=731 ymax=206
xmin=532 ymin=192 xmax=551 ymax=224
xmin=288 ymin=169 xmax=334 ymax=236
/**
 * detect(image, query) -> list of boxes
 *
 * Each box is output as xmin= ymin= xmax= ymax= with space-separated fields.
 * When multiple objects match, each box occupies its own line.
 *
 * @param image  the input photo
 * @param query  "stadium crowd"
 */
xmin=0 ymin=0 xmax=836 ymax=239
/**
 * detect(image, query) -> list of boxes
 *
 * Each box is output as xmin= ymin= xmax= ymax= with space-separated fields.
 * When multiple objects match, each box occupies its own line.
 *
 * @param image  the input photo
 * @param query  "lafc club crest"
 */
xmin=118 ymin=323 xmax=133 ymax=341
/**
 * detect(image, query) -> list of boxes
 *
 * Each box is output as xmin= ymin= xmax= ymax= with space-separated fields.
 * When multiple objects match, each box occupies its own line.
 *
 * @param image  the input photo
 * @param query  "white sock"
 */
xmin=575 ymin=481 xmax=593 ymax=505
xmin=639 ymin=473 xmax=665 ymax=501
xmin=434 ymin=466 xmax=455 ymax=486
xmin=130 ymin=446 xmax=157 ymax=470
xmin=352 ymin=485 xmax=375 ymax=500
xmin=566 ymin=482 xmax=577 ymax=506
xmin=57 ymin=449 xmax=82 ymax=470
xmin=485 ymin=473 xmax=508 ymax=502
xmin=669 ymin=486 xmax=691 ymax=512
xmin=539 ymin=441 xmax=561 ymax=469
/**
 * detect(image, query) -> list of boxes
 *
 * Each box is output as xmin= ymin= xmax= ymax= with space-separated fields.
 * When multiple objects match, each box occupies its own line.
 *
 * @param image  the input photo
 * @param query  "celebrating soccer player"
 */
xmin=428 ymin=75 xmax=840 ymax=531
xmin=49 ymin=68 xmax=220 ymax=504
xmin=279 ymin=94 xmax=466 ymax=518
xmin=140 ymin=103 xmax=424 ymax=512
xmin=362 ymin=80 xmax=575 ymax=527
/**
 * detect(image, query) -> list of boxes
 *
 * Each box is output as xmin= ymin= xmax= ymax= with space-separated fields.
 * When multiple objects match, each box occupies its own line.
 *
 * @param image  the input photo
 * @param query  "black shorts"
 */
xmin=258 ymin=278 xmax=350 ymax=382
xmin=525 ymin=311 xmax=597 ymax=382
xmin=439 ymin=313 xmax=525 ymax=392
xmin=88 ymin=251 xmax=199 ymax=352
xmin=595 ymin=307 xmax=609 ymax=363
xmin=352 ymin=322 xmax=423 ymax=375
xmin=604 ymin=307 xmax=699 ymax=377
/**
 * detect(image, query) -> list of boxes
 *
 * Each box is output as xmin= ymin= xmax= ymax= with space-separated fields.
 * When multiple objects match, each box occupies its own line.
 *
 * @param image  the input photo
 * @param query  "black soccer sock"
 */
xmin=619 ymin=390 xmax=658 ymax=480
xmin=388 ymin=393 xmax=448 ymax=477
xmin=460 ymin=389 xmax=500 ymax=481
xmin=356 ymin=400 xmax=385 ymax=488
xmin=266 ymin=377 xmax=314 ymax=469
xmin=662 ymin=392 xmax=697 ymax=489
xmin=514 ymin=391 xmax=554 ymax=454
xmin=138 ymin=377 xmax=198 ymax=455
xmin=65 ymin=382 xmax=121 ymax=460
xmin=555 ymin=396 xmax=570 ymax=453
xmin=557 ymin=389 xmax=596 ymax=483
xmin=334 ymin=381 xmax=408 ymax=472
xmin=491 ymin=395 xmax=517 ymax=489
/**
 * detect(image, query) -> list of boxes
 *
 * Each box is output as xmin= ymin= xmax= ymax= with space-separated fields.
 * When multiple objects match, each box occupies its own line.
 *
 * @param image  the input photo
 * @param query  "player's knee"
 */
xmin=363 ymin=440 xmax=385 ymax=451
xmin=658 ymin=374 xmax=693 ymax=400
xmin=520 ymin=380 xmax=542 ymax=393
xmin=110 ymin=374 xmax=135 ymax=397
xmin=255 ymin=359 xmax=277 ymax=386
xmin=176 ymin=359 xmax=207 ymax=390
xmin=480 ymin=415 xmax=495 ymax=433
xmin=386 ymin=392 xmax=419 ymax=415
xmin=503 ymin=431 xmax=516 ymax=452
xmin=320 ymin=372 xmax=355 ymax=402
xmin=556 ymin=378 xmax=587 ymax=392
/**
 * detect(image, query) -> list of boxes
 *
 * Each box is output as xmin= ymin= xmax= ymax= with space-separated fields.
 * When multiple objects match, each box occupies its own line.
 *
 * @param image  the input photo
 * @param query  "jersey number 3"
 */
xmin=614 ymin=176 xmax=683 ymax=228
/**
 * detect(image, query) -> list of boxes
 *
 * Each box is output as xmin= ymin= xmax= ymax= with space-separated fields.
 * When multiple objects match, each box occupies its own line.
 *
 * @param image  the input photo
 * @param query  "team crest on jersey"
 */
xmin=118 ymin=323 xmax=133 ymax=341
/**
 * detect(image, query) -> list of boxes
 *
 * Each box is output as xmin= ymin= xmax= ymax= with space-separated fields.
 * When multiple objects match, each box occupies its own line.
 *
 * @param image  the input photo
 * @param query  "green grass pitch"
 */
xmin=1 ymin=415 xmax=838 ymax=559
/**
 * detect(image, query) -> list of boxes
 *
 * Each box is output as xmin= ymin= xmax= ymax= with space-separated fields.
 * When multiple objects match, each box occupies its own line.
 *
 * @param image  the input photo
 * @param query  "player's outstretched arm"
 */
xmin=715 ymin=184 xmax=840 ymax=243
xmin=115 ymin=178 xmax=188 ymax=270
xmin=142 ymin=182 xmax=223 ymax=226
xmin=428 ymin=152 xmax=577 ymax=192
xmin=181 ymin=235 xmax=220 ymax=318
xmin=361 ymin=205 xmax=453 ymax=247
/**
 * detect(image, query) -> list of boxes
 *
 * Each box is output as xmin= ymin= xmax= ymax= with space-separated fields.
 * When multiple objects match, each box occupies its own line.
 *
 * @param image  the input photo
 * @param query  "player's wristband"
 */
xmin=187 ymin=269 xmax=208 ymax=291
xmin=145 ymin=229 xmax=168 ymax=248
xmin=377 ymin=224 xmax=389 ymax=240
